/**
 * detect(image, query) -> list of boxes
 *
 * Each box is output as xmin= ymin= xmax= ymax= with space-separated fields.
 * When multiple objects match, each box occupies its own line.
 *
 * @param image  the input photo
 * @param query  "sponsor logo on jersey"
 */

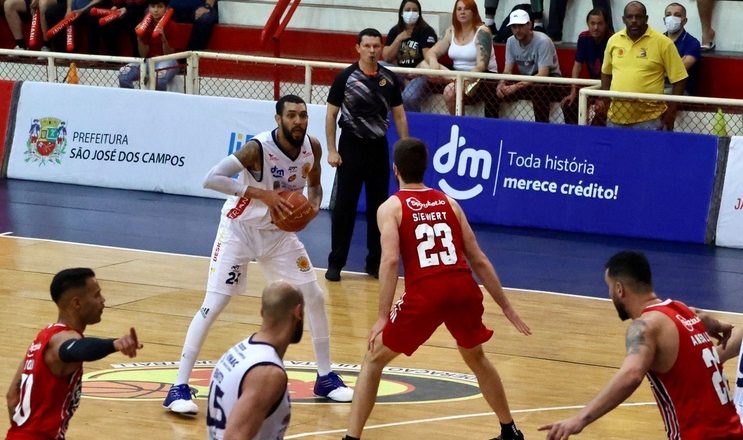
xmin=271 ymin=165 xmax=285 ymax=178
xmin=26 ymin=117 xmax=67 ymax=165
xmin=82 ymin=361 xmax=483 ymax=404
xmin=675 ymin=314 xmax=701 ymax=332
xmin=406 ymin=197 xmax=446 ymax=212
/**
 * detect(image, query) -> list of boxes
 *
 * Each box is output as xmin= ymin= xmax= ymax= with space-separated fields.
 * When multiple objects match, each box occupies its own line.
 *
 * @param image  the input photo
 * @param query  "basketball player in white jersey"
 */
xmin=207 ymin=281 xmax=304 ymax=440
xmin=716 ymin=324 xmax=743 ymax=425
xmin=164 ymin=94 xmax=353 ymax=415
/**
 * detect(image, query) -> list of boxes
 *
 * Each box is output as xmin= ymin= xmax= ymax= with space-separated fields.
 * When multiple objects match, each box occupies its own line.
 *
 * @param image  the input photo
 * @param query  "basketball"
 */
xmin=272 ymin=191 xmax=314 ymax=232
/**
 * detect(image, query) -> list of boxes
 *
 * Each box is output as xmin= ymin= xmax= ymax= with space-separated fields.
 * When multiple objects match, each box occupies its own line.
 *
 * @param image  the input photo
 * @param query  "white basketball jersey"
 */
xmin=735 ymin=342 xmax=743 ymax=424
xmin=206 ymin=335 xmax=291 ymax=440
xmin=220 ymin=129 xmax=314 ymax=229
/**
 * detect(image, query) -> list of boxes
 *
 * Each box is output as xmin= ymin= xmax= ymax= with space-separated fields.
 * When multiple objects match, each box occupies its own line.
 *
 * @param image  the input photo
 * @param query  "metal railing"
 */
xmin=1 ymin=48 xmax=740 ymax=136
xmin=0 ymin=48 xmax=145 ymax=88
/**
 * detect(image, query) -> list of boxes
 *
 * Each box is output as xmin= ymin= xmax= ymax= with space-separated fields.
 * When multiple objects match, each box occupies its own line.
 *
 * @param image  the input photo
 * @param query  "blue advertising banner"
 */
xmin=388 ymin=113 xmax=718 ymax=243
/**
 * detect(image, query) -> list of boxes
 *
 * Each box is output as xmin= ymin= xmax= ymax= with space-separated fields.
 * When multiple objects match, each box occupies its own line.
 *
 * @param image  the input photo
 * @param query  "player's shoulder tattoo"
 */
xmin=626 ymin=318 xmax=650 ymax=355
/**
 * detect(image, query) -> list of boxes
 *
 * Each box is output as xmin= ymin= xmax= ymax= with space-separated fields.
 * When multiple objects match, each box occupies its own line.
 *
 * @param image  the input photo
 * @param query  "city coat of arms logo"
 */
xmin=25 ymin=117 xmax=67 ymax=165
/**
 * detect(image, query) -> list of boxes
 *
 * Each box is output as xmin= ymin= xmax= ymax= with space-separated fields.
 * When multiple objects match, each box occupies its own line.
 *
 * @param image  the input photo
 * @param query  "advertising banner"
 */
xmin=715 ymin=136 xmax=743 ymax=248
xmin=6 ymin=82 xmax=335 ymax=206
xmin=398 ymin=113 xmax=718 ymax=243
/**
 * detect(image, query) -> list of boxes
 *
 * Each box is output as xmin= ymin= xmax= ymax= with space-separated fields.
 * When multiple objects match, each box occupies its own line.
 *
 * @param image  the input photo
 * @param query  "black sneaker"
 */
xmin=325 ymin=266 xmax=341 ymax=281
xmin=490 ymin=429 xmax=524 ymax=440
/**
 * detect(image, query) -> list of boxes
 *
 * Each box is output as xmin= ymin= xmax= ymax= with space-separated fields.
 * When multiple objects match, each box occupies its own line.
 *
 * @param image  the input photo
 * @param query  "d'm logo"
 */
xmin=433 ymin=125 xmax=492 ymax=200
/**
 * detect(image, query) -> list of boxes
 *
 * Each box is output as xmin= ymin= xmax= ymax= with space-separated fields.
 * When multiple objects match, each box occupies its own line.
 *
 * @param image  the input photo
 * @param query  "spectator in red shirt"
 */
xmin=560 ymin=7 xmax=612 ymax=124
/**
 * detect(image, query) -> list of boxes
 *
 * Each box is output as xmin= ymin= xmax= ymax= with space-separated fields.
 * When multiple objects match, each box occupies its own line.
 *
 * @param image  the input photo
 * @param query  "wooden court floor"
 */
xmin=2 ymin=235 xmax=742 ymax=439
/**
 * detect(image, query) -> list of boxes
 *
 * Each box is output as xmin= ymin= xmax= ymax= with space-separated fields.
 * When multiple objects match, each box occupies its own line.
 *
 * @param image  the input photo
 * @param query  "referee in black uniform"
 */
xmin=325 ymin=27 xmax=409 ymax=282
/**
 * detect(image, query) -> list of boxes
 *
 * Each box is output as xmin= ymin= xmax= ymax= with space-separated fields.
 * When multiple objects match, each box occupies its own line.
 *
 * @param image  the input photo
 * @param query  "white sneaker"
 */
xmin=313 ymin=371 xmax=354 ymax=402
xmin=163 ymin=384 xmax=199 ymax=415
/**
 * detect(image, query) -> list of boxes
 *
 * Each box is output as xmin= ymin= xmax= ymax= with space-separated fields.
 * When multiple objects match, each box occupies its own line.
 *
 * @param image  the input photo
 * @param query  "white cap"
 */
xmin=508 ymin=9 xmax=531 ymax=26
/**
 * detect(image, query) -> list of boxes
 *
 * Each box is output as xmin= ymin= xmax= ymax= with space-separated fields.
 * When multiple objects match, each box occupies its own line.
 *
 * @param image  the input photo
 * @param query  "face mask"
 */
xmin=402 ymin=11 xmax=419 ymax=25
xmin=664 ymin=15 xmax=682 ymax=34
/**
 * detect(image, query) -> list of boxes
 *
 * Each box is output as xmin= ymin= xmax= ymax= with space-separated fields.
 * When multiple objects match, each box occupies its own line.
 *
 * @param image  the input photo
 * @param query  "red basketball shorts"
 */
xmin=382 ymin=271 xmax=494 ymax=356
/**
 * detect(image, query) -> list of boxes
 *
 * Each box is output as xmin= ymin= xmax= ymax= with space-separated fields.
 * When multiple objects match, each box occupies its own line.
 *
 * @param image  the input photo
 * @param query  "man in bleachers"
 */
xmin=663 ymin=2 xmax=701 ymax=95
xmin=599 ymin=1 xmax=687 ymax=130
xmin=494 ymin=9 xmax=565 ymax=123
xmin=560 ymin=7 xmax=612 ymax=125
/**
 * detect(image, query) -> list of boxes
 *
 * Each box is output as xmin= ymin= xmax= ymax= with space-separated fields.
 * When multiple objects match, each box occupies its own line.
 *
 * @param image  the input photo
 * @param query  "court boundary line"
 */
xmin=283 ymin=401 xmax=657 ymax=438
xmin=3 ymin=235 xmax=743 ymax=317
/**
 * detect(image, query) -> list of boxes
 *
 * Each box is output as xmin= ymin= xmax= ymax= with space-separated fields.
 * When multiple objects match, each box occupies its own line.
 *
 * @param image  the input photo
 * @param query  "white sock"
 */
xmin=485 ymin=18 xmax=495 ymax=26
xmin=298 ymin=281 xmax=332 ymax=375
xmin=175 ymin=291 xmax=231 ymax=385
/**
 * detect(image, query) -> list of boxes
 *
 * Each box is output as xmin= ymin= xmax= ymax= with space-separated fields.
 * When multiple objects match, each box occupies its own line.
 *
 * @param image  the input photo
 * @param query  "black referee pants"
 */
xmin=328 ymin=131 xmax=390 ymax=272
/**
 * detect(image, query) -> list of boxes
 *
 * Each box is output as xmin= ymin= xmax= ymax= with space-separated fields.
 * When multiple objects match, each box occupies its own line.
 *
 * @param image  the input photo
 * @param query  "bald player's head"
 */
xmin=261 ymin=281 xmax=305 ymax=342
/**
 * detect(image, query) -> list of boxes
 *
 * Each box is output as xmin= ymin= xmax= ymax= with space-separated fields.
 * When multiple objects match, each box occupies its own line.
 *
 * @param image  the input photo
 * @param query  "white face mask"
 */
xmin=402 ymin=11 xmax=419 ymax=25
xmin=664 ymin=15 xmax=682 ymax=34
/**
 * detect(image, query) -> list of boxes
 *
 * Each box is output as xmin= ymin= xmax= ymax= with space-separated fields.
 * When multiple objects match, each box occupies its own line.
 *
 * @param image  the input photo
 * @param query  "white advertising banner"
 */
xmin=716 ymin=136 xmax=743 ymax=248
xmin=7 ymin=82 xmax=336 ymax=207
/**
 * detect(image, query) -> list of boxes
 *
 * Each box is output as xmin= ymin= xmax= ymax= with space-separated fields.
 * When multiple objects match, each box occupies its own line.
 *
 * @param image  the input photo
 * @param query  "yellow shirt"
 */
xmin=601 ymin=26 xmax=688 ymax=124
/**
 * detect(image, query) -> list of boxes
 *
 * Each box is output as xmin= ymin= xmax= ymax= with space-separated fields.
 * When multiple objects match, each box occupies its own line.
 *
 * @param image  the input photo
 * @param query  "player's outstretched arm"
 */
xmin=538 ymin=315 xmax=659 ymax=439
xmin=448 ymin=197 xmax=531 ymax=336
xmin=694 ymin=308 xmax=734 ymax=351
xmin=224 ymin=365 xmax=287 ymax=440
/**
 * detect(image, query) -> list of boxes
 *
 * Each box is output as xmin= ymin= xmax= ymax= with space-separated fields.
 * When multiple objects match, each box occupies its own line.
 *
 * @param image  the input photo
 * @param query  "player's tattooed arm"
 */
xmin=625 ymin=319 xmax=649 ymax=355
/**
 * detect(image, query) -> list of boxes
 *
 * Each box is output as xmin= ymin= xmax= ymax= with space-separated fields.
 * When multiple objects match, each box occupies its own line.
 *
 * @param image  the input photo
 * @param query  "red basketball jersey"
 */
xmin=644 ymin=300 xmax=743 ymax=440
xmin=7 ymin=324 xmax=83 ymax=440
xmin=395 ymin=188 xmax=470 ymax=287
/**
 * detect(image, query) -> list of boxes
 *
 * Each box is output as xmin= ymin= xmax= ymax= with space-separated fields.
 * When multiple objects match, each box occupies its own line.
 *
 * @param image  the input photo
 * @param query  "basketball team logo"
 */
xmin=81 ymin=361 xmax=483 ymax=404
xmin=296 ymin=256 xmax=311 ymax=272
xmin=25 ymin=117 xmax=67 ymax=165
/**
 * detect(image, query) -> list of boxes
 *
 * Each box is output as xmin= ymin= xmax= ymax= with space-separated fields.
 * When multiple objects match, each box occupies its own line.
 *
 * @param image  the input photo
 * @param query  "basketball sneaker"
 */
xmin=490 ymin=428 xmax=524 ymax=440
xmin=314 ymin=371 xmax=353 ymax=402
xmin=163 ymin=383 xmax=199 ymax=415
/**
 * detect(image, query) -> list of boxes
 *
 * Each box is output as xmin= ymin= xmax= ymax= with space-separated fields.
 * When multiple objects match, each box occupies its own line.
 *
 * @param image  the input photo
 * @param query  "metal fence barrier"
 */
xmin=1 ymin=48 xmax=740 ymax=136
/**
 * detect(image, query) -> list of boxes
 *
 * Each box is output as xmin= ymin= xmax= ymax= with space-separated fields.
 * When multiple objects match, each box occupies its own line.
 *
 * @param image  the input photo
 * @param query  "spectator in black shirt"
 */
xmin=325 ymin=28 xmax=409 ymax=282
xmin=382 ymin=0 xmax=438 ymax=112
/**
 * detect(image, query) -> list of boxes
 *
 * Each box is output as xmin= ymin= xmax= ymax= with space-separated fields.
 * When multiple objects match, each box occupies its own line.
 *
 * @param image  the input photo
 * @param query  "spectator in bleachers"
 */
xmin=560 ymin=7 xmax=612 ymax=125
xmin=169 ymin=0 xmax=215 ymax=50
xmin=420 ymin=0 xmax=498 ymax=116
xmin=4 ymin=0 xmax=55 ymax=50
xmin=599 ymin=1 xmax=687 ymax=130
xmin=382 ymin=0 xmax=437 ymax=112
xmin=696 ymin=0 xmax=715 ymax=51
xmin=485 ymin=0 xmax=545 ymax=36
xmin=663 ymin=2 xmax=700 ymax=95
xmin=494 ymin=9 xmax=564 ymax=123
xmin=546 ymin=0 xmax=613 ymax=44
xmin=118 ymin=0 xmax=177 ymax=90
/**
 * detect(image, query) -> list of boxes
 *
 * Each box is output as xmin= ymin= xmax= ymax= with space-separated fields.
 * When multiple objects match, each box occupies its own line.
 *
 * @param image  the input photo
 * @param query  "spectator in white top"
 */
xmin=419 ymin=0 xmax=498 ymax=117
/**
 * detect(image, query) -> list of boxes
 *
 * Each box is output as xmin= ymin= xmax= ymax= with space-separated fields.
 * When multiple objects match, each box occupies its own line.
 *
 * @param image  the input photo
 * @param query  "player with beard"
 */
xmin=164 ymin=94 xmax=353 ymax=416
xmin=206 ymin=281 xmax=305 ymax=440
xmin=540 ymin=250 xmax=743 ymax=439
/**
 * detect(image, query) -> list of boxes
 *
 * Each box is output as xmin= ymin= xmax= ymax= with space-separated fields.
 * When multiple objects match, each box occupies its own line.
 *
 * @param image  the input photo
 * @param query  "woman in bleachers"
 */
xmin=419 ymin=0 xmax=498 ymax=116
xmin=382 ymin=0 xmax=437 ymax=112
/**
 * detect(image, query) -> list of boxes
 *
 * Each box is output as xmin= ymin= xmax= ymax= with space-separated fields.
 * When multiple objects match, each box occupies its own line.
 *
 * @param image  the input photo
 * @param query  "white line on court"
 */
xmin=3 ymin=234 xmax=743 ymax=317
xmin=0 ymin=231 xmax=13 ymax=236
xmin=283 ymin=401 xmax=657 ymax=438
